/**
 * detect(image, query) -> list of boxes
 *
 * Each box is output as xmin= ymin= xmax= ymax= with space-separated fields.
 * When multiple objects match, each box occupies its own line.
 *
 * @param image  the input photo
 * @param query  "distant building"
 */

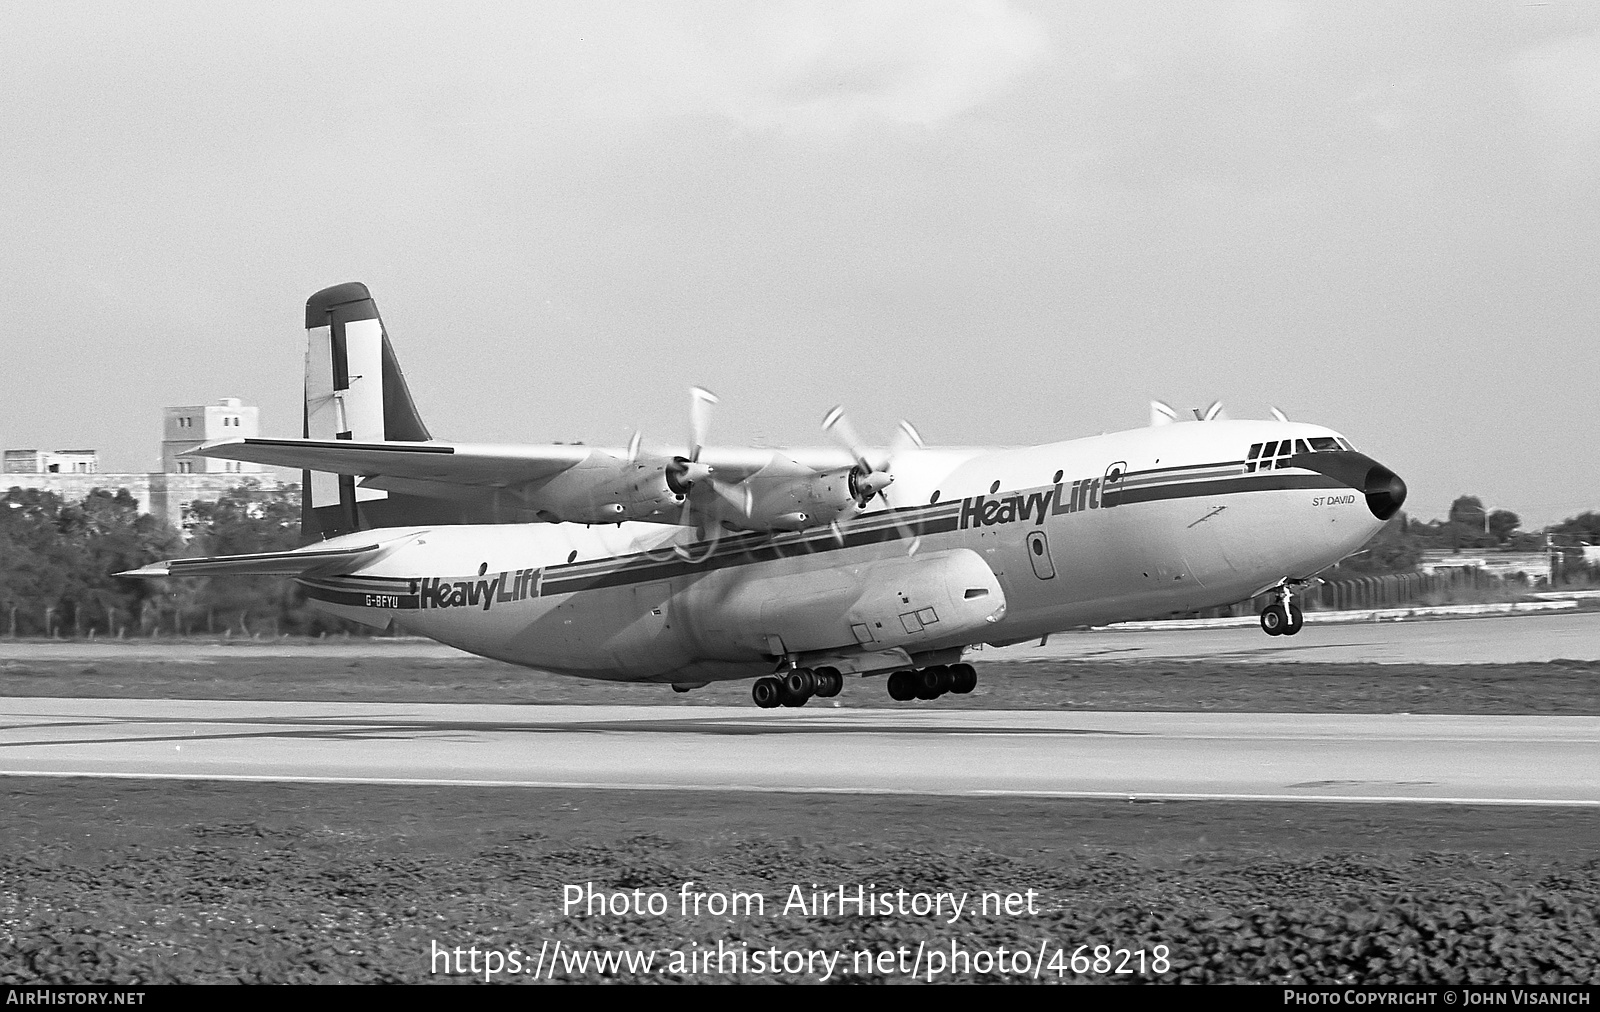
xmin=1419 ymin=550 xmax=1552 ymax=583
xmin=162 ymin=398 xmax=261 ymax=475
xmin=3 ymin=449 xmax=99 ymax=474
xmin=3 ymin=397 xmax=280 ymax=531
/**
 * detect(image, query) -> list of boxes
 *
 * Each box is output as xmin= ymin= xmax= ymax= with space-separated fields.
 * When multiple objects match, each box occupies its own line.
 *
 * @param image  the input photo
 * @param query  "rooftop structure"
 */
xmin=162 ymin=398 xmax=261 ymax=475
xmin=3 ymin=449 xmax=99 ymax=474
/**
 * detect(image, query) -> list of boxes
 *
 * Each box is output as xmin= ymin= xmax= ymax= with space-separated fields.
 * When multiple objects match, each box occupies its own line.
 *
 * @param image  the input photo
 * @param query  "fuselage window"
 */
xmin=1261 ymin=440 xmax=1279 ymax=458
xmin=1294 ymin=439 xmax=1309 ymax=455
xmin=1309 ymin=436 xmax=1339 ymax=452
xmin=1246 ymin=443 xmax=1262 ymax=472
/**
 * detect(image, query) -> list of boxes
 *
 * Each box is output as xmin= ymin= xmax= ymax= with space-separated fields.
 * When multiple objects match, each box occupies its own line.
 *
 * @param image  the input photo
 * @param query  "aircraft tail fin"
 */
xmin=300 ymin=283 xmax=436 ymax=543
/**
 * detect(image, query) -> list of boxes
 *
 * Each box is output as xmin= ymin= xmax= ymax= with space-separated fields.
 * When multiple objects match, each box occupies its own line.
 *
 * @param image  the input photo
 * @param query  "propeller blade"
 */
xmin=1269 ymin=406 xmax=1290 ymax=423
xmin=889 ymin=419 xmax=925 ymax=456
xmin=688 ymin=386 xmax=718 ymax=461
xmin=712 ymin=479 xmax=753 ymax=517
xmin=1150 ymin=400 xmax=1178 ymax=427
xmin=1194 ymin=401 xmax=1225 ymax=422
xmin=821 ymin=405 xmax=871 ymax=472
xmin=626 ymin=429 xmax=642 ymax=464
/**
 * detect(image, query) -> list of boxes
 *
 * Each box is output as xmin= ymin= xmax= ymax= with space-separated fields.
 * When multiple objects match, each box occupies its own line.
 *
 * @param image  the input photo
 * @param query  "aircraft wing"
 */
xmin=190 ymin=436 xmax=862 ymax=527
xmin=192 ymin=437 xmax=858 ymax=487
xmin=190 ymin=437 xmax=594 ymax=487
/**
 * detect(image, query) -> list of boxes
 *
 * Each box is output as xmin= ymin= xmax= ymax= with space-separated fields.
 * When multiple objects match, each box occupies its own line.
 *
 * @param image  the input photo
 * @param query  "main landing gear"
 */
xmin=1259 ymin=583 xmax=1305 ymax=637
xmin=884 ymin=663 xmax=977 ymax=702
xmin=752 ymin=666 xmax=844 ymax=709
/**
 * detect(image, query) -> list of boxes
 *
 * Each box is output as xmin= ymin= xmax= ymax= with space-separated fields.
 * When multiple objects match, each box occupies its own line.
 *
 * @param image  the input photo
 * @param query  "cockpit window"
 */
xmin=1247 ymin=434 xmax=1349 ymax=472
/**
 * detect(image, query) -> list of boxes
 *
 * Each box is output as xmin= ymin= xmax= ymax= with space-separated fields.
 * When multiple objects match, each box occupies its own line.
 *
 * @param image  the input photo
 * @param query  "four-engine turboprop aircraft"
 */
xmin=122 ymin=283 xmax=1408 ymax=707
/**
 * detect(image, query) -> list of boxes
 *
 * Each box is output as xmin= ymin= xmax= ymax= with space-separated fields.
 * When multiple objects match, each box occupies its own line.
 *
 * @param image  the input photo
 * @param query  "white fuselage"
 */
xmin=299 ymin=420 xmax=1393 ymax=684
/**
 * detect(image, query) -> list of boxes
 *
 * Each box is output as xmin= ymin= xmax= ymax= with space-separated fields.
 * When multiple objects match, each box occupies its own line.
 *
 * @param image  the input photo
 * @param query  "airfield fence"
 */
xmin=1195 ymin=567 xmax=1537 ymax=619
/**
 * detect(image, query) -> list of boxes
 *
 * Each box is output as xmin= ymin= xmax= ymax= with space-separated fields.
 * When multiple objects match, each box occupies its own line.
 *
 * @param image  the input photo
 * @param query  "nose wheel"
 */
xmin=1260 ymin=584 xmax=1305 ymax=636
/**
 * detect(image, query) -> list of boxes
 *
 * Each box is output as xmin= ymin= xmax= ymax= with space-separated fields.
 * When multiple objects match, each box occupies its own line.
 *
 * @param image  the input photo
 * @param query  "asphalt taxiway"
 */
xmin=2 ymin=698 xmax=1595 ymax=805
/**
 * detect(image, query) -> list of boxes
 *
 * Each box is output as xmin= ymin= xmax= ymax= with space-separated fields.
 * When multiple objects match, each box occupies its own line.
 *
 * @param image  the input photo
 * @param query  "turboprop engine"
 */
xmin=726 ymin=465 xmax=887 ymax=532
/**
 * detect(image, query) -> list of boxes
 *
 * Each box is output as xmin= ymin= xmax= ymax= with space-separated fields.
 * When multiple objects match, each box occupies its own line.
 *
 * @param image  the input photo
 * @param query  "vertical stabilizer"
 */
xmin=300 ymin=282 xmax=432 ymax=542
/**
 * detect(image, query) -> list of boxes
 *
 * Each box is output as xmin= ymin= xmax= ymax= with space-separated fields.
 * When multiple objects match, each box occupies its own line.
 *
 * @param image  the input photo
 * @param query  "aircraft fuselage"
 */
xmin=299 ymin=419 xmax=1400 ymax=685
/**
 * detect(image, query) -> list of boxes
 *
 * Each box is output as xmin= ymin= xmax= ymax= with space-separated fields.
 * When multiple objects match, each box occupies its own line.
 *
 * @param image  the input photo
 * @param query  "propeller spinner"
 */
xmin=821 ymin=405 xmax=895 ymax=507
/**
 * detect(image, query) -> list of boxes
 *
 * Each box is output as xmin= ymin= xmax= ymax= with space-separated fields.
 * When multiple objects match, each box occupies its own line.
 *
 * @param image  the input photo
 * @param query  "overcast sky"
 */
xmin=2 ymin=1 xmax=1597 ymax=527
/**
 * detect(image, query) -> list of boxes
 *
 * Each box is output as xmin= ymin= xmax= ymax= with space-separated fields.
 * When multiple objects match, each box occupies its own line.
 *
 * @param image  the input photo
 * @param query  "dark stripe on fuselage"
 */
xmin=1123 ymin=459 xmax=1242 ymax=478
xmin=541 ymin=508 xmax=962 ymax=594
xmin=1106 ymin=472 xmax=1345 ymax=506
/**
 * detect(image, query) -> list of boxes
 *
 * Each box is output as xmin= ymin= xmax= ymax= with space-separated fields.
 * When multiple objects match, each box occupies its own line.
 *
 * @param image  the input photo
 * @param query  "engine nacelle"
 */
xmin=735 ymin=467 xmax=865 ymax=532
xmin=529 ymin=452 xmax=684 ymax=524
xmin=680 ymin=548 xmax=1007 ymax=657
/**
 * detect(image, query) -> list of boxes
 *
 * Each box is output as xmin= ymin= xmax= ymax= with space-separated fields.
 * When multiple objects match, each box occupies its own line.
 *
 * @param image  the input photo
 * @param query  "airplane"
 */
xmin=122 ymin=282 xmax=1408 ymax=708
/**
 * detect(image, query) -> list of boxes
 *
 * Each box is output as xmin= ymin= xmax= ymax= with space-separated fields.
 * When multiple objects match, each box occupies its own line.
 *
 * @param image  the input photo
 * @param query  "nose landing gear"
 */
xmin=1260 ymin=583 xmax=1306 ymax=636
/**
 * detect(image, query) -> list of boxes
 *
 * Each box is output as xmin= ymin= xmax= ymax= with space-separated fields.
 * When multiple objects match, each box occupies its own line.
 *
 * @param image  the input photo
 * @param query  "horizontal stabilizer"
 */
xmin=118 ymin=542 xmax=386 ymax=579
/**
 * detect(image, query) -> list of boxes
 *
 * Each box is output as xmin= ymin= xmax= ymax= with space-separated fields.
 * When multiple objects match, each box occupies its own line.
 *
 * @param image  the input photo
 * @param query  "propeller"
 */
xmin=1269 ymin=406 xmax=1290 ymax=423
xmin=1150 ymin=400 xmax=1178 ymax=427
xmin=1194 ymin=401 xmax=1226 ymax=422
xmin=822 ymin=405 xmax=895 ymax=508
xmin=669 ymin=386 xmax=731 ymax=561
xmin=822 ymin=404 xmax=924 ymax=555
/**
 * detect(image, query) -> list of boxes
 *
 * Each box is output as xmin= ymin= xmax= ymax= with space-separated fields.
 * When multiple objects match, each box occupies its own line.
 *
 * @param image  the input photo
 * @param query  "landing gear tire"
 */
xmin=887 ymin=670 xmax=916 ymax=701
xmin=949 ymin=662 xmax=977 ymax=694
xmin=1284 ymin=603 xmax=1304 ymax=636
xmin=915 ymin=665 xmax=948 ymax=700
xmin=783 ymin=668 xmax=816 ymax=698
xmin=813 ymin=666 xmax=843 ymax=698
xmin=780 ymin=667 xmax=815 ymax=707
xmin=1260 ymin=604 xmax=1288 ymax=636
xmin=752 ymin=677 xmax=781 ymax=708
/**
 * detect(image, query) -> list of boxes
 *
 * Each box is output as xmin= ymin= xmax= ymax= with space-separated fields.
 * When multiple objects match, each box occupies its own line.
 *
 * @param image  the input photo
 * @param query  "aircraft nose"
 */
xmin=1287 ymin=449 xmax=1407 ymax=521
xmin=1363 ymin=463 xmax=1406 ymax=521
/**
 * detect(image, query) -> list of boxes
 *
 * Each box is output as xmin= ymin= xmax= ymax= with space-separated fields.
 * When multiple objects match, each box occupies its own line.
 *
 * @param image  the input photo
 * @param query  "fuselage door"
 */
xmin=1026 ymin=530 xmax=1056 ymax=580
xmin=1101 ymin=461 xmax=1128 ymax=508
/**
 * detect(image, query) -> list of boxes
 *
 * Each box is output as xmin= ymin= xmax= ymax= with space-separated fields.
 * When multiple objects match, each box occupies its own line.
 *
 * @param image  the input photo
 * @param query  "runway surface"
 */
xmin=3 ymin=698 xmax=1596 ymax=805
xmin=989 ymin=609 xmax=1600 ymax=664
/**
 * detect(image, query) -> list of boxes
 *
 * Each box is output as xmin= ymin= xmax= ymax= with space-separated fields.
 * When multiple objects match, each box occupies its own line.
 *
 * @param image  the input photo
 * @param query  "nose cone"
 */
xmin=1287 ymin=450 xmax=1407 ymax=521
xmin=1364 ymin=463 xmax=1407 ymax=521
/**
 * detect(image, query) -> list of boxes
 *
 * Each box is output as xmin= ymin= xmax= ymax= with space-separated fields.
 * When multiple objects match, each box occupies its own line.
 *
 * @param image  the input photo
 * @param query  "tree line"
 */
xmin=0 ymin=483 xmax=354 ymax=638
xmin=1 ymin=482 xmax=1595 ymax=638
xmin=1324 ymin=495 xmax=1599 ymax=580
